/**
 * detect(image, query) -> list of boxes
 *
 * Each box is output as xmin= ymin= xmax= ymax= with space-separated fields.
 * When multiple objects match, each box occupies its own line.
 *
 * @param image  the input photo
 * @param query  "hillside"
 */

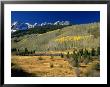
xmin=11 ymin=22 xmax=100 ymax=52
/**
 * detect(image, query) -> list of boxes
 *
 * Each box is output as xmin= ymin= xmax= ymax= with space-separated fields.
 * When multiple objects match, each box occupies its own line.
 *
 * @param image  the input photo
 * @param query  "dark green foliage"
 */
xmin=66 ymin=52 xmax=70 ymax=58
xmin=83 ymin=49 xmax=89 ymax=58
xmin=70 ymin=51 xmax=80 ymax=76
xmin=77 ymin=50 xmax=82 ymax=62
xmin=61 ymin=53 xmax=64 ymax=58
xmin=17 ymin=49 xmax=19 ymax=52
xmin=11 ymin=48 xmax=17 ymax=52
xmin=50 ymin=55 xmax=54 ymax=59
xmin=71 ymin=51 xmax=79 ymax=67
xmin=94 ymin=63 xmax=100 ymax=70
xmin=38 ymin=56 xmax=43 ymax=60
xmin=78 ymin=49 xmax=83 ymax=56
xmin=68 ymin=47 xmax=98 ymax=66
xmin=14 ymin=48 xmax=35 ymax=56
xmin=84 ymin=51 xmax=91 ymax=65
xmin=14 ymin=39 xmax=20 ymax=42
xmin=64 ymin=47 xmax=99 ymax=77
xmin=25 ymin=48 xmax=28 ymax=54
xmin=30 ymin=50 xmax=35 ymax=54
xmin=11 ymin=25 xmax=71 ymax=38
xmin=90 ymin=48 xmax=96 ymax=56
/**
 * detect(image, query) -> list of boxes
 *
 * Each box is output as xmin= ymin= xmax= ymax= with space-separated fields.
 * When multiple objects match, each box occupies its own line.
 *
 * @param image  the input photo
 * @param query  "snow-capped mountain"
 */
xmin=11 ymin=21 xmax=71 ymax=32
xmin=25 ymin=23 xmax=33 ymax=28
xmin=11 ymin=29 xmax=17 ymax=33
xmin=53 ymin=21 xmax=70 ymax=25
xmin=11 ymin=21 xmax=17 ymax=26
xmin=11 ymin=21 xmax=18 ymax=33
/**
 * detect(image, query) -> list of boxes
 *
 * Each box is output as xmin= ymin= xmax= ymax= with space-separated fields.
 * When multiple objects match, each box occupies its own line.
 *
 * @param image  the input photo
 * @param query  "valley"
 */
xmin=11 ymin=22 xmax=100 ymax=77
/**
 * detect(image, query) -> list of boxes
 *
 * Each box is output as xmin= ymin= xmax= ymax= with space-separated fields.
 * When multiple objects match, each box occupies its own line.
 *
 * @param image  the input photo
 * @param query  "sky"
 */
xmin=11 ymin=11 xmax=100 ymax=24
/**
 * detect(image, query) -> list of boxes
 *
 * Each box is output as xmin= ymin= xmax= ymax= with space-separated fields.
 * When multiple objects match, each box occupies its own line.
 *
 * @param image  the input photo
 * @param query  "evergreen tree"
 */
xmin=83 ymin=49 xmax=88 ymax=58
xmin=66 ymin=52 xmax=70 ymax=58
xmin=17 ymin=49 xmax=19 ymax=52
xmin=84 ymin=52 xmax=90 ymax=65
xmin=91 ymin=48 xmax=96 ymax=56
xmin=25 ymin=48 xmax=28 ymax=54
xmin=71 ymin=51 xmax=79 ymax=67
xmin=33 ymin=50 xmax=35 ymax=54
xmin=61 ymin=53 xmax=64 ymax=58
xmin=77 ymin=50 xmax=82 ymax=63
xmin=79 ymin=49 xmax=83 ymax=56
xmin=71 ymin=51 xmax=80 ymax=77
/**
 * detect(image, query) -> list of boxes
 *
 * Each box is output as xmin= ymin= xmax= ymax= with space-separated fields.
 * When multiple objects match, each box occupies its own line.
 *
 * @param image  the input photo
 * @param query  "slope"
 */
xmin=11 ymin=22 xmax=100 ymax=52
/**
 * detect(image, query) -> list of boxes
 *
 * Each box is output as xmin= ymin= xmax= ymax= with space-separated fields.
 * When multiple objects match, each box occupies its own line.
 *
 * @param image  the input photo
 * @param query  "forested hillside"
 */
xmin=11 ymin=22 xmax=99 ymax=52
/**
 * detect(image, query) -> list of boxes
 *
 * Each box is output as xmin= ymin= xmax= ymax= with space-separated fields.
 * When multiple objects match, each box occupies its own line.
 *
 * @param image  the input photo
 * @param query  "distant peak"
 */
xmin=11 ymin=20 xmax=71 ymax=30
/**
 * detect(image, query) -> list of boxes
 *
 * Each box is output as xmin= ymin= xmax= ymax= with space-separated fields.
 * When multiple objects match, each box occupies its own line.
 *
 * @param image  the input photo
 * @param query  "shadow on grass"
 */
xmin=11 ymin=63 xmax=36 ymax=77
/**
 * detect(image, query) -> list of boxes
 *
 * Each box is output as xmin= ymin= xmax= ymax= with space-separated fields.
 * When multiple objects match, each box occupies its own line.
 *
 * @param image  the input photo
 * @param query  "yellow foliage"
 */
xmin=21 ymin=39 xmax=27 ymax=42
xmin=55 ymin=35 xmax=92 ymax=43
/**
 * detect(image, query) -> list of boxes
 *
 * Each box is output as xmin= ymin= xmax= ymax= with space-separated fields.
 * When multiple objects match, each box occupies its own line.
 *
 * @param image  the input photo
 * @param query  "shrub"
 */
xmin=84 ymin=58 xmax=89 ymax=65
xmin=83 ymin=69 xmax=99 ymax=77
xmin=61 ymin=53 xmax=64 ymax=58
xmin=94 ymin=63 xmax=100 ymax=70
xmin=50 ymin=55 xmax=54 ymax=59
xmin=38 ymin=56 xmax=43 ymax=60
xmin=50 ymin=63 xmax=54 ymax=68
xmin=83 ymin=62 xmax=100 ymax=77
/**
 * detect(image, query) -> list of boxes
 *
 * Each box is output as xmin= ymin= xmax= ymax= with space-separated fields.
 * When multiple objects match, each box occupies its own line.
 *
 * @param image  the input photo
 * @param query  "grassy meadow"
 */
xmin=11 ymin=55 xmax=99 ymax=77
xmin=11 ymin=22 xmax=100 ymax=77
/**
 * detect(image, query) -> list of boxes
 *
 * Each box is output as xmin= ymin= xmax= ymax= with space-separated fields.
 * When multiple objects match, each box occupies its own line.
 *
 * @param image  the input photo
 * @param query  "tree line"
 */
xmin=65 ymin=47 xmax=100 ymax=65
xmin=11 ymin=25 xmax=71 ymax=38
xmin=11 ymin=48 xmax=35 ymax=56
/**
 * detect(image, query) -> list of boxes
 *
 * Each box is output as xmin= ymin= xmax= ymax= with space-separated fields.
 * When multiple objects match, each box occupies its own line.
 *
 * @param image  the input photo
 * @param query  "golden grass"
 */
xmin=11 ymin=56 xmax=76 ymax=77
xmin=11 ymin=56 xmax=100 ymax=77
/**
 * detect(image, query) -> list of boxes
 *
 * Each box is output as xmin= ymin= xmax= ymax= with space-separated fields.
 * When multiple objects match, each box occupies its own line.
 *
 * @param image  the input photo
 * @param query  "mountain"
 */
xmin=11 ymin=21 xmax=71 ymax=31
xmin=53 ymin=21 xmax=70 ymax=25
xmin=11 ymin=22 xmax=100 ymax=52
